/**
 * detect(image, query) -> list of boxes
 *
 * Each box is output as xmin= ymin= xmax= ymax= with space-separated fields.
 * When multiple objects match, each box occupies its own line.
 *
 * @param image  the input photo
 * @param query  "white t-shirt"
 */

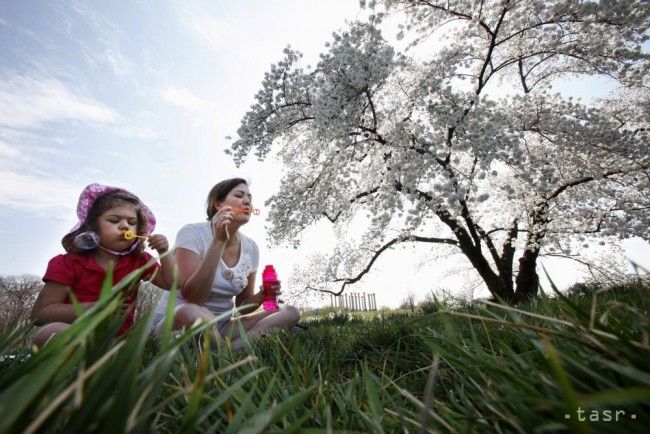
xmin=155 ymin=221 xmax=259 ymax=321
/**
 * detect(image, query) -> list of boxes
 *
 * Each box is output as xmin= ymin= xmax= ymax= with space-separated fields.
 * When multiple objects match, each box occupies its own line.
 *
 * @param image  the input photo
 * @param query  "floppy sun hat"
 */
xmin=72 ymin=183 xmax=156 ymax=233
xmin=71 ymin=183 xmax=156 ymax=255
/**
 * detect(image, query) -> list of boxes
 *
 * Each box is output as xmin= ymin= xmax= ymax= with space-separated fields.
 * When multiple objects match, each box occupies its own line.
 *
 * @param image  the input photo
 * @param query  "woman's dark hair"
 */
xmin=62 ymin=191 xmax=148 ymax=255
xmin=206 ymin=178 xmax=248 ymax=220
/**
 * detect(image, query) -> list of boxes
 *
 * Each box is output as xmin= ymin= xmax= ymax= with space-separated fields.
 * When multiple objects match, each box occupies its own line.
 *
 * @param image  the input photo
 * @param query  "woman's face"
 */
xmin=216 ymin=183 xmax=253 ymax=221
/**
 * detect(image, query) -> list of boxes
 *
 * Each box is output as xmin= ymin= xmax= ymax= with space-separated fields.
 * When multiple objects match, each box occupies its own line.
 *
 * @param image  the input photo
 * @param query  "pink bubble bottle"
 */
xmin=262 ymin=265 xmax=280 ymax=311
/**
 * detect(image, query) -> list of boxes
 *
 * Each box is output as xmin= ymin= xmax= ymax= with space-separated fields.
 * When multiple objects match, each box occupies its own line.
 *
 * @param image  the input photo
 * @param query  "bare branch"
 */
xmin=317 ymin=235 xmax=459 ymax=295
xmin=322 ymin=187 xmax=380 ymax=223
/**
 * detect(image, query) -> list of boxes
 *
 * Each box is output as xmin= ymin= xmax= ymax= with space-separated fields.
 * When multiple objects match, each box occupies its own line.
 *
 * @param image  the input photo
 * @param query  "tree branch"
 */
xmin=476 ymin=5 xmax=508 ymax=93
xmin=325 ymin=235 xmax=459 ymax=295
xmin=546 ymin=168 xmax=637 ymax=201
xmin=322 ymin=186 xmax=381 ymax=223
xmin=517 ymin=57 xmax=530 ymax=93
xmin=331 ymin=237 xmax=399 ymax=295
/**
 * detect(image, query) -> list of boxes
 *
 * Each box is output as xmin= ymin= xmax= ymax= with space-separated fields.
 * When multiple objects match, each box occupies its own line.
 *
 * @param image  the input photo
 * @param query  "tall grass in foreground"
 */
xmin=0 ymin=268 xmax=648 ymax=433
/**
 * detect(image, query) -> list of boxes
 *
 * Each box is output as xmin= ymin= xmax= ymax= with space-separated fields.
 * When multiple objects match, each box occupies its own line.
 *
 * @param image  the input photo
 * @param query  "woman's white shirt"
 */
xmin=155 ymin=221 xmax=259 ymax=320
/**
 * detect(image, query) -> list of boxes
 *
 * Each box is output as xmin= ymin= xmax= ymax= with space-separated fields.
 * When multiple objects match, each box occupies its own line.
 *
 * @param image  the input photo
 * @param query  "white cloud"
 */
xmin=101 ymin=47 xmax=131 ymax=77
xmin=111 ymin=122 xmax=158 ymax=140
xmin=181 ymin=11 xmax=224 ymax=52
xmin=162 ymin=85 xmax=207 ymax=112
xmin=0 ymin=170 xmax=78 ymax=214
xmin=0 ymin=141 xmax=25 ymax=160
xmin=0 ymin=69 xmax=156 ymax=218
xmin=0 ymin=74 xmax=118 ymax=129
xmin=65 ymin=1 xmax=132 ymax=77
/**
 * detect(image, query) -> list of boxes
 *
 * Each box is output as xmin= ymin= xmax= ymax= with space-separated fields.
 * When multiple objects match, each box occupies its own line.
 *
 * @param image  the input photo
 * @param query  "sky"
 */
xmin=0 ymin=1 xmax=648 ymax=309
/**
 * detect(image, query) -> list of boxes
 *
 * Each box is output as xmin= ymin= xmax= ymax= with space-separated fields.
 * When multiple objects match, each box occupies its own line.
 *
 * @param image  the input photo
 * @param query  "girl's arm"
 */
xmin=151 ymin=253 xmax=176 ymax=290
xmin=30 ymin=282 xmax=95 ymax=325
xmin=234 ymin=272 xmax=262 ymax=315
xmin=147 ymin=234 xmax=176 ymax=290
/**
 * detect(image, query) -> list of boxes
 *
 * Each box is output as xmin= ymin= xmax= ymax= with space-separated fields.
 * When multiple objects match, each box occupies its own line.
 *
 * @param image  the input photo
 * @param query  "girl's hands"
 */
xmin=147 ymin=234 xmax=169 ymax=253
xmin=211 ymin=207 xmax=234 ymax=244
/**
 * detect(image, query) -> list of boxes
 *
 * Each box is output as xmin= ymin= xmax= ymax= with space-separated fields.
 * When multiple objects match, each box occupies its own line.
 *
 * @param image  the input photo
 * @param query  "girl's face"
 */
xmin=216 ymin=183 xmax=253 ymax=222
xmin=96 ymin=203 xmax=140 ymax=251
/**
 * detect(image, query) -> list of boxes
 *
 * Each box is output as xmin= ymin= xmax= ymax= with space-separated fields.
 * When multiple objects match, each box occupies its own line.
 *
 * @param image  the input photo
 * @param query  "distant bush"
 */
xmin=300 ymin=306 xmax=342 ymax=319
xmin=399 ymin=291 xmax=417 ymax=312
xmin=417 ymin=299 xmax=438 ymax=314
xmin=0 ymin=274 xmax=42 ymax=336
xmin=566 ymin=276 xmax=650 ymax=297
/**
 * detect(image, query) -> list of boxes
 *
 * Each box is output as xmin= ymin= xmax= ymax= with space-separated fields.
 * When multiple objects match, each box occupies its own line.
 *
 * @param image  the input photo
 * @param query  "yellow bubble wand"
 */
xmin=123 ymin=230 xmax=148 ymax=241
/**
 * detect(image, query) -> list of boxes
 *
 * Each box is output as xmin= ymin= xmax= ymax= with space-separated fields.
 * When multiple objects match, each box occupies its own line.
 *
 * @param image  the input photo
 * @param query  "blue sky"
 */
xmin=1 ymin=1 xmax=647 ymax=307
xmin=0 ymin=0 xmax=361 ymax=279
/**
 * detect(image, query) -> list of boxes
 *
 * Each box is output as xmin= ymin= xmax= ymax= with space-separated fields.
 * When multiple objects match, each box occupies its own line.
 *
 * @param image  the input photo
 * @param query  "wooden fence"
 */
xmin=330 ymin=292 xmax=377 ymax=311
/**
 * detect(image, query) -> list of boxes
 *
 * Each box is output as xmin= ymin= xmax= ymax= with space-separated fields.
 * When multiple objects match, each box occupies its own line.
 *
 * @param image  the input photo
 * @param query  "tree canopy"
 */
xmin=228 ymin=0 xmax=649 ymax=302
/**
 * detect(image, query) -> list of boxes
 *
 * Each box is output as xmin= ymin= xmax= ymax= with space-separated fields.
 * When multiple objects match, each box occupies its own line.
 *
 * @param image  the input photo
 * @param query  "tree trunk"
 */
xmin=513 ymin=249 xmax=540 ymax=302
xmin=461 ymin=243 xmax=516 ymax=302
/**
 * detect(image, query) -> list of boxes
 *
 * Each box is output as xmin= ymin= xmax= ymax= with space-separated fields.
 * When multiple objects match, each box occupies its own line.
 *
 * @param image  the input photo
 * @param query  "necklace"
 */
xmin=221 ymin=236 xmax=243 ymax=281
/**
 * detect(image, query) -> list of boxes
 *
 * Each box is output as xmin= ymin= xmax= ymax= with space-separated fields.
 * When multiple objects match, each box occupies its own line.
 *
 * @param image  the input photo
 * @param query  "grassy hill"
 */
xmin=0 ymin=277 xmax=648 ymax=433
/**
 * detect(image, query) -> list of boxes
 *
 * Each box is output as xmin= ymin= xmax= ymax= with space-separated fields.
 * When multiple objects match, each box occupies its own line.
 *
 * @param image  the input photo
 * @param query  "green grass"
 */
xmin=0 ymin=268 xmax=648 ymax=433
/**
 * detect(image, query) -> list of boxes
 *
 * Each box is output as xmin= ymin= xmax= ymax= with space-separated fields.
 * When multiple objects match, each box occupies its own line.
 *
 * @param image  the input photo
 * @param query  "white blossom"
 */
xmin=229 ymin=1 xmax=649 ymax=301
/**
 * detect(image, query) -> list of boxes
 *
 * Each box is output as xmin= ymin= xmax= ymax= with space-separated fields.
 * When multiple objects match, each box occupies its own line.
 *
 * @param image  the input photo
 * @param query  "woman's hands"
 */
xmin=235 ymin=276 xmax=283 ymax=314
xmin=211 ymin=206 xmax=234 ymax=244
xmin=258 ymin=281 xmax=283 ymax=304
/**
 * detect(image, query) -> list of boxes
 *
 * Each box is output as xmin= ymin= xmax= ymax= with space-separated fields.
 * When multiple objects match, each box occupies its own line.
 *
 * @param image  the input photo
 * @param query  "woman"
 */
xmin=153 ymin=178 xmax=300 ymax=348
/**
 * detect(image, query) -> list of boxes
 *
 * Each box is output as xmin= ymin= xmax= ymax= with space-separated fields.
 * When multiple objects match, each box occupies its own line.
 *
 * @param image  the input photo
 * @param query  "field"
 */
xmin=0 ymin=273 xmax=648 ymax=433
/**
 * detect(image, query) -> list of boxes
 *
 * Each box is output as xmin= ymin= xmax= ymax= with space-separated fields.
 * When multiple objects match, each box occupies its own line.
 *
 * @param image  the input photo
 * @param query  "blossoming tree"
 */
xmin=228 ymin=0 xmax=649 ymax=302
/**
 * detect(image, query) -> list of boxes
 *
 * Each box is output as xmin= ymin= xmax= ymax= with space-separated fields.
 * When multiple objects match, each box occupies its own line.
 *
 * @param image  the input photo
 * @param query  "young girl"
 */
xmin=31 ymin=183 xmax=175 ymax=347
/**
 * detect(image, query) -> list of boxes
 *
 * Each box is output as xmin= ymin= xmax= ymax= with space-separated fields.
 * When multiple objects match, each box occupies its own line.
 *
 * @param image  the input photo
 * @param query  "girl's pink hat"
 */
xmin=71 ymin=183 xmax=156 ymax=235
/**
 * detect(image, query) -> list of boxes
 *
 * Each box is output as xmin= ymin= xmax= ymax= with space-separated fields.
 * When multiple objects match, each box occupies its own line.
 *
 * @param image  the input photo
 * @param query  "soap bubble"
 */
xmin=73 ymin=231 xmax=100 ymax=250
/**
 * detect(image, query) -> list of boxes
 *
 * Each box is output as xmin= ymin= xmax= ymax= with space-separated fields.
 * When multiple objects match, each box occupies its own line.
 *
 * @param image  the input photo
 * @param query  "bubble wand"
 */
xmin=123 ymin=230 xmax=148 ymax=241
xmin=228 ymin=207 xmax=260 ymax=215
